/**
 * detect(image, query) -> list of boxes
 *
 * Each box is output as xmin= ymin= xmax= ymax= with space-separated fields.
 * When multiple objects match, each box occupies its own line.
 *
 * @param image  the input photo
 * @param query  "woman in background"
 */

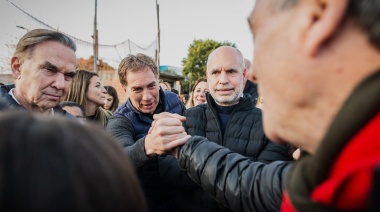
xmin=180 ymin=94 xmax=189 ymax=105
xmin=66 ymin=70 xmax=111 ymax=127
xmin=103 ymin=85 xmax=119 ymax=112
xmin=186 ymin=77 xmax=208 ymax=108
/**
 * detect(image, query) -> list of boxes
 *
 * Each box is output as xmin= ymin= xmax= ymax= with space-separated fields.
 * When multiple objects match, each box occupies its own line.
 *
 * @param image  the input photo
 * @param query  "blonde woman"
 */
xmin=66 ymin=70 xmax=111 ymax=127
xmin=186 ymin=77 xmax=208 ymax=108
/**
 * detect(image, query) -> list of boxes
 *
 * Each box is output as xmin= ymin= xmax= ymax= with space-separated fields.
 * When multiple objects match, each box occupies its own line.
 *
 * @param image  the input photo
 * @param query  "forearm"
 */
xmin=125 ymin=136 xmax=153 ymax=167
xmin=178 ymin=136 xmax=291 ymax=212
xmin=257 ymin=141 xmax=293 ymax=163
xmin=107 ymin=116 xmax=152 ymax=167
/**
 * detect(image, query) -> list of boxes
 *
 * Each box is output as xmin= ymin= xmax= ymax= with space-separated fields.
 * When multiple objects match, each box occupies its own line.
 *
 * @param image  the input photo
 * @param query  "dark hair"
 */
xmin=60 ymin=101 xmax=86 ymax=116
xmin=171 ymin=89 xmax=179 ymax=95
xmin=13 ymin=28 xmax=76 ymax=58
xmin=277 ymin=0 xmax=380 ymax=51
xmin=118 ymin=53 xmax=158 ymax=86
xmin=0 ymin=111 xmax=147 ymax=212
xmin=104 ymin=86 xmax=119 ymax=112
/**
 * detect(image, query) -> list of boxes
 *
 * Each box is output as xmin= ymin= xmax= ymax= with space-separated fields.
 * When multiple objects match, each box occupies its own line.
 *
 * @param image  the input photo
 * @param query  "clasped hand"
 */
xmin=145 ymin=112 xmax=190 ymax=156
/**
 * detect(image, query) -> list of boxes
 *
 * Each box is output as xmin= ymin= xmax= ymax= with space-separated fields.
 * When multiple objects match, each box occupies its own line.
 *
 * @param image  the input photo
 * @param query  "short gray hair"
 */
xmin=13 ymin=28 xmax=76 ymax=58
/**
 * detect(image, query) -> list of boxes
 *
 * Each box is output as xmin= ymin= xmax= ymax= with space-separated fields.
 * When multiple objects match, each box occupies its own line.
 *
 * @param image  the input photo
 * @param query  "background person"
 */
xmin=159 ymin=79 xmax=171 ymax=91
xmin=243 ymin=58 xmax=258 ymax=104
xmin=185 ymin=77 xmax=208 ymax=108
xmin=0 ymin=111 xmax=147 ymax=212
xmin=66 ymin=70 xmax=111 ymax=127
xmin=60 ymin=101 xmax=86 ymax=123
xmin=0 ymin=29 xmax=76 ymax=116
xmin=180 ymin=93 xmax=189 ymax=105
xmin=103 ymin=85 xmax=119 ymax=112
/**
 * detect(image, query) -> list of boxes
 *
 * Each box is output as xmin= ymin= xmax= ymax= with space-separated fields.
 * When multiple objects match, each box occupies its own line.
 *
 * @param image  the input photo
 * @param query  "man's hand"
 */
xmin=144 ymin=112 xmax=190 ymax=156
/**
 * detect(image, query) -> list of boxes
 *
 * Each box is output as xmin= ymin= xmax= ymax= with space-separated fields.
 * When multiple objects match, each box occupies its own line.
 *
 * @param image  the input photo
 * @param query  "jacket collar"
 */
xmin=287 ymin=70 xmax=380 ymax=211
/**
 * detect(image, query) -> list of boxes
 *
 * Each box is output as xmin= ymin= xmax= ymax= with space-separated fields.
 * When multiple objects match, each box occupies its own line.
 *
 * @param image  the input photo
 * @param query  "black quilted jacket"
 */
xmin=159 ymin=94 xmax=291 ymax=211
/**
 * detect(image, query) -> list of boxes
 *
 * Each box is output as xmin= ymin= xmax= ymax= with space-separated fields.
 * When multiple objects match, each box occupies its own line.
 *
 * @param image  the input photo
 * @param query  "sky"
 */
xmin=0 ymin=0 xmax=255 ymax=71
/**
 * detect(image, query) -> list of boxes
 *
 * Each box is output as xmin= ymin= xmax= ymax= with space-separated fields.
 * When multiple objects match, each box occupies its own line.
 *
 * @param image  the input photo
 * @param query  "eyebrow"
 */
xmin=130 ymin=81 xmax=157 ymax=89
xmin=38 ymin=61 xmax=59 ymax=72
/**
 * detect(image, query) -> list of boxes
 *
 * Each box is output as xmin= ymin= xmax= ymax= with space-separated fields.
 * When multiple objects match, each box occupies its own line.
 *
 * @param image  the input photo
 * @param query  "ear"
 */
xmin=242 ymin=67 xmax=248 ymax=80
xmin=10 ymin=56 xmax=22 ymax=80
xmin=302 ymin=0 xmax=349 ymax=56
xmin=122 ymin=85 xmax=127 ymax=93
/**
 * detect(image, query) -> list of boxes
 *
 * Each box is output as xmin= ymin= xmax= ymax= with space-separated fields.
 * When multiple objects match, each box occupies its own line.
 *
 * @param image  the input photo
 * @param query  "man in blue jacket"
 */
xmin=106 ymin=53 xmax=187 ymax=212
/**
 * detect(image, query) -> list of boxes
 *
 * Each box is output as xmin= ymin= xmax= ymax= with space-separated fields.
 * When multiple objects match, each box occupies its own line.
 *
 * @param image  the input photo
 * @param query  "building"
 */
xmin=159 ymin=65 xmax=186 ymax=94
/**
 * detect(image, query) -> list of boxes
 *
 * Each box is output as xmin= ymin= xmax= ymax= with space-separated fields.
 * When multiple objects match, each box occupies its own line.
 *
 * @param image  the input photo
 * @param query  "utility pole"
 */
xmin=93 ymin=0 xmax=98 ymax=73
xmin=155 ymin=0 xmax=160 ymax=69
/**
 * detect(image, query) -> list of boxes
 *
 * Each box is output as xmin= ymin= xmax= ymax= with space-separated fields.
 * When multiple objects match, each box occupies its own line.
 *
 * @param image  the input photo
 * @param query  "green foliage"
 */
xmin=181 ymin=39 xmax=235 ymax=88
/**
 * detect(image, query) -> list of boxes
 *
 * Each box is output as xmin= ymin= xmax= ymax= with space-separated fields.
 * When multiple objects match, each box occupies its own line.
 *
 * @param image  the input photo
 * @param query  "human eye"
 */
xmin=64 ymin=72 xmax=75 ymax=81
xmin=227 ymin=69 xmax=238 ymax=75
xmin=211 ymin=70 xmax=220 ymax=75
xmin=132 ymin=88 xmax=142 ymax=93
xmin=149 ymin=83 xmax=157 ymax=90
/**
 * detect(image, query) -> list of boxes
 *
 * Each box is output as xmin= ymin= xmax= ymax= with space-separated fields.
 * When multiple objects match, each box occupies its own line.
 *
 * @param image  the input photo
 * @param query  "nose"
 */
xmin=142 ymin=89 xmax=152 ymax=101
xmin=101 ymin=86 xmax=107 ymax=94
xmin=52 ymin=73 xmax=65 ymax=90
xmin=219 ymin=71 xmax=228 ymax=84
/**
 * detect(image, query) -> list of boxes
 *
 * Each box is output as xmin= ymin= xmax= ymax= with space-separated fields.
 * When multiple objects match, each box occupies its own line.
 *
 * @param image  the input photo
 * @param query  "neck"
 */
xmin=13 ymin=88 xmax=51 ymax=114
xmin=85 ymin=102 xmax=99 ymax=116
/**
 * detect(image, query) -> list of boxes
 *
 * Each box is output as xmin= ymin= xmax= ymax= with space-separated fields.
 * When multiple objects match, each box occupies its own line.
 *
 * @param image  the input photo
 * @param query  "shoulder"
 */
xmin=184 ymin=104 xmax=207 ymax=116
xmin=99 ymin=107 xmax=112 ymax=116
xmin=113 ymin=101 xmax=132 ymax=117
xmin=163 ymin=91 xmax=185 ymax=113
xmin=107 ymin=115 xmax=134 ymax=133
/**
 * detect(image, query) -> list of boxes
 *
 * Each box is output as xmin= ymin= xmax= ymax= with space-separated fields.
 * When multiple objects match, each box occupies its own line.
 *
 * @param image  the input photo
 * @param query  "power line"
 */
xmin=7 ymin=0 xmax=157 ymax=49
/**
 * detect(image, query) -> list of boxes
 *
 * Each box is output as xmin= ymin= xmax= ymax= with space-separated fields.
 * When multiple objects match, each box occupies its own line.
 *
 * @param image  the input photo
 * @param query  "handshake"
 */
xmin=144 ymin=112 xmax=191 ymax=158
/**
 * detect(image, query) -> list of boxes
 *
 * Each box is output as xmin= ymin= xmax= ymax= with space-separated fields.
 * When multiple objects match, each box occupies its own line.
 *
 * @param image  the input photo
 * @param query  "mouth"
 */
xmin=45 ymin=93 xmax=61 ymax=101
xmin=196 ymin=98 xmax=206 ymax=103
xmin=216 ymin=88 xmax=234 ymax=95
xmin=142 ymin=102 xmax=154 ymax=109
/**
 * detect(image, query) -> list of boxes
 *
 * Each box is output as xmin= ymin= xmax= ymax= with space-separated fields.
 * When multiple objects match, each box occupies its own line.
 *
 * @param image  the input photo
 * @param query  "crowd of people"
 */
xmin=0 ymin=0 xmax=380 ymax=211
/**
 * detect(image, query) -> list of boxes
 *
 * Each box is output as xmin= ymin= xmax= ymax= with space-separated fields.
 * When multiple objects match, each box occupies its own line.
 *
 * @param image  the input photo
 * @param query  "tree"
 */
xmin=181 ymin=39 xmax=235 ymax=88
xmin=77 ymin=56 xmax=115 ymax=71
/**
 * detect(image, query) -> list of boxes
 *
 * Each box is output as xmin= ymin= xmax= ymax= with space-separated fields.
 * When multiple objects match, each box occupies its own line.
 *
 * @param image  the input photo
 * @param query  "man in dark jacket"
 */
xmin=106 ymin=53 xmax=187 ymax=212
xmin=243 ymin=58 xmax=259 ymax=104
xmin=161 ymin=46 xmax=291 ymax=211
xmin=186 ymin=46 xmax=290 ymax=163
xmin=147 ymin=0 xmax=380 ymax=211
xmin=0 ymin=29 xmax=77 ymax=118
